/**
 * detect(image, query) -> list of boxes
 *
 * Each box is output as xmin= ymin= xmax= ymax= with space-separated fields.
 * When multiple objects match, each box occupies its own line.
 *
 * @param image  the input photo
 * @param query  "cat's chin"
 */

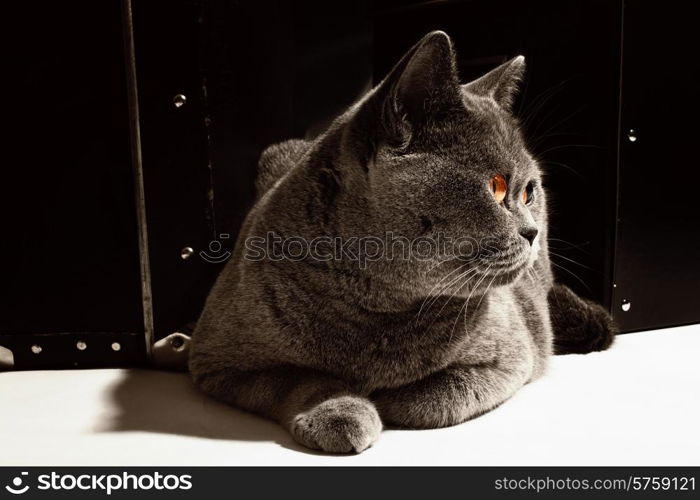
xmin=477 ymin=247 xmax=532 ymax=287
xmin=491 ymin=264 xmax=531 ymax=287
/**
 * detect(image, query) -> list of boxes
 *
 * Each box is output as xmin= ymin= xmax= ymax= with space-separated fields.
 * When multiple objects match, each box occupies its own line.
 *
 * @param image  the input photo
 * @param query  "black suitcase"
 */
xmin=2 ymin=0 xmax=697 ymax=370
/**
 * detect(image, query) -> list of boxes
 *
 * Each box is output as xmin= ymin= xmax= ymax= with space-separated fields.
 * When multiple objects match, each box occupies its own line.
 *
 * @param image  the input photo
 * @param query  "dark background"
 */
xmin=1 ymin=0 xmax=698 ymax=368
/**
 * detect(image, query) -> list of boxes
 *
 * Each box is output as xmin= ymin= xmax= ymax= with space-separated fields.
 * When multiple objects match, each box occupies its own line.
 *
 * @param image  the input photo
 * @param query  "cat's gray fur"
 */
xmin=189 ymin=31 xmax=614 ymax=453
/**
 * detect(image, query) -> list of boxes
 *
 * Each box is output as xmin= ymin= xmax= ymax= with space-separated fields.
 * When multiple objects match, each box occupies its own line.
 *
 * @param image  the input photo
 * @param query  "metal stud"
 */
xmin=173 ymin=94 xmax=187 ymax=108
xmin=180 ymin=246 xmax=194 ymax=260
xmin=111 ymin=342 xmax=121 ymax=352
xmin=31 ymin=345 xmax=42 ymax=354
xmin=621 ymin=299 xmax=631 ymax=312
xmin=170 ymin=335 xmax=185 ymax=350
xmin=627 ymin=129 xmax=637 ymax=142
xmin=76 ymin=341 xmax=87 ymax=351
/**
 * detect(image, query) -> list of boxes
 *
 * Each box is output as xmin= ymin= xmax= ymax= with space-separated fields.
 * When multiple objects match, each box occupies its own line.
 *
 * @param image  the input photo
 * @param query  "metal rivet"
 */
xmin=173 ymin=94 xmax=187 ymax=108
xmin=180 ymin=246 xmax=194 ymax=260
xmin=171 ymin=337 xmax=185 ymax=351
xmin=31 ymin=345 xmax=42 ymax=354
xmin=76 ymin=341 xmax=87 ymax=351
xmin=627 ymin=129 xmax=637 ymax=142
xmin=621 ymin=299 xmax=631 ymax=312
xmin=111 ymin=342 xmax=121 ymax=352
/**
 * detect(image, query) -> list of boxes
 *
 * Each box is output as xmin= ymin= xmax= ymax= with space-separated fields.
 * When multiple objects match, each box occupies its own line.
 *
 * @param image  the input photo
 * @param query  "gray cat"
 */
xmin=189 ymin=31 xmax=615 ymax=453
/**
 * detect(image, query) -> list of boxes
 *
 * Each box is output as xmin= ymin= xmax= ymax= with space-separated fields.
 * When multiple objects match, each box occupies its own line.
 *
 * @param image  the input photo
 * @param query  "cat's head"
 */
xmin=348 ymin=31 xmax=544 ymax=292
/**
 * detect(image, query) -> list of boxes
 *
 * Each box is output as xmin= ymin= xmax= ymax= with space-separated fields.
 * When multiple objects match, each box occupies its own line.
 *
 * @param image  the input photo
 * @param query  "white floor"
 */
xmin=1 ymin=324 xmax=698 ymax=466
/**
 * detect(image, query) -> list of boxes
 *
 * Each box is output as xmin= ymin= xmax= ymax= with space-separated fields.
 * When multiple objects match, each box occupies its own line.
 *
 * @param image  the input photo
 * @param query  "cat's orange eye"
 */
xmin=521 ymin=182 xmax=534 ymax=205
xmin=489 ymin=174 xmax=508 ymax=204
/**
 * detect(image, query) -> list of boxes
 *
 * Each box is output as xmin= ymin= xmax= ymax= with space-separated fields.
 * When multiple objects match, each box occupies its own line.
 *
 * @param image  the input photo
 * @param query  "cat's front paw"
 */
xmin=291 ymin=396 xmax=382 ymax=454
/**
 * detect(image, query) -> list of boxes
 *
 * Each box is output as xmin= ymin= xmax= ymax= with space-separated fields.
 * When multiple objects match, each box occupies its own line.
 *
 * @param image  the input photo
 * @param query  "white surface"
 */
xmin=1 ymin=325 xmax=699 ymax=466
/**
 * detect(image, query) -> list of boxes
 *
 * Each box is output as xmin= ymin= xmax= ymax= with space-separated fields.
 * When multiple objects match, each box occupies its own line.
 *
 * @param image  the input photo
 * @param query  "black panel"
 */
xmin=373 ymin=0 xmax=622 ymax=309
xmin=612 ymin=0 xmax=700 ymax=331
xmin=1 ymin=1 xmax=145 ymax=366
xmin=131 ymin=0 xmax=218 ymax=340
xmin=8 ymin=332 xmax=146 ymax=370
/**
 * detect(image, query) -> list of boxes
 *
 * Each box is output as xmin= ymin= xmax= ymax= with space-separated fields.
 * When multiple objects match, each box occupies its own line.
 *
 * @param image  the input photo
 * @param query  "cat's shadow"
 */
xmin=101 ymin=368 xmax=324 ymax=455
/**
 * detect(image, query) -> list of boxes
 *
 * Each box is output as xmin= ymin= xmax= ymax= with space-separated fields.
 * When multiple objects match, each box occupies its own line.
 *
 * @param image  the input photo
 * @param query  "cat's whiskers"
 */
xmin=427 ymin=266 xmax=482 ymax=332
xmin=448 ymin=274 xmax=481 ymax=346
xmin=440 ymin=267 xmax=483 ymax=344
xmin=465 ymin=265 xmax=493 ymax=313
xmin=548 ymin=250 xmax=597 ymax=272
xmin=487 ymin=249 xmax=529 ymax=275
xmin=415 ymin=263 xmax=471 ymax=321
xmin=419 ymin=260 xmax=468 ymax=294
xmin=526 ymin=267 xmax=538 ymax=282
xmin=522 ymin=267 xmax=542 ymax=293
xmin=520 ymin=77 xmax=572 ymax=133
xmin=550 ymin=260 xmax=593 ymax=295
xmin=447 ymin=264 xmax=492 ymax=346
xmin=548 ymin=237 xmax=592 ymax=255
xmin=422 ymin=266 xmax=481 ymax=316
xmin=424 ymin=254 xmax=468 ymax=275
xmin=414 ymin=264 xmax=478 ymax=325
xmin=539 ymin=160 xmax=584 ymax=180
xmin=536 ymin=143 xmax=603 ymax=157
xmin=530 ymin=104 xmax=586 ymax=151
xmin=473 ymin=268 xmax=498 ymax=317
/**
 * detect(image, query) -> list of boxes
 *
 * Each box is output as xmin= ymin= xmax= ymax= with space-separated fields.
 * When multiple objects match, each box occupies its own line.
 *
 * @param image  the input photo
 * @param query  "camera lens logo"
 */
xmin=199 ymin=233 xmax=232 ymax=263
xmin=5 ymin=472 xmax=29 ymax=495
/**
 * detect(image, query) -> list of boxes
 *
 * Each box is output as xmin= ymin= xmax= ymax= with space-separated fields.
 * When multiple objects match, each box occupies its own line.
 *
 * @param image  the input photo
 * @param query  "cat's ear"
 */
xmin=462 ymin=56 xmax=525 ymax=111
xmin=377 ymin=31 xmax=461 ymax=142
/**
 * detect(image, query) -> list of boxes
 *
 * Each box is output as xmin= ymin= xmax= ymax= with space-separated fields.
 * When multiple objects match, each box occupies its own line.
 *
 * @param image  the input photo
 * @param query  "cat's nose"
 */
xmin=519 ymin=226 xmax=538 ymax=246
